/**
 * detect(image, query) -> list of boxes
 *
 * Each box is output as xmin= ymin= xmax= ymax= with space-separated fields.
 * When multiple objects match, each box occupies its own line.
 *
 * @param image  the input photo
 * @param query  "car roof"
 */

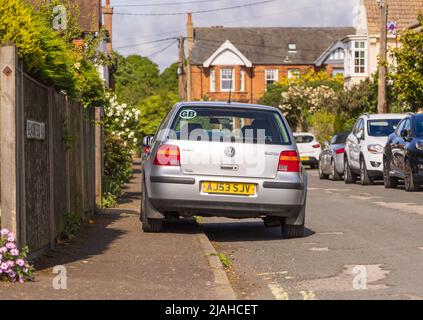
xmin=176 ymin=101 xmax=279 ymax=112
xmin=361 ymin=113 xmax=406 ymax=120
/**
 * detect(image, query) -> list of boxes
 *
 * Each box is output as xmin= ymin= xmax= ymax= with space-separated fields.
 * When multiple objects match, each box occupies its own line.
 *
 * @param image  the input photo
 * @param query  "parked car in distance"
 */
xmin=383 ymin=113 xmax=423 ymax=192
xmin=319 ymin=131 xmax=349 ymax=181
xmin=141 ymin=102 xmax=308 ymax=238
xmin=344 ymin=113 xmax=406 ymax=185
xmin=293 ymin=132 xmax=321 ymax=169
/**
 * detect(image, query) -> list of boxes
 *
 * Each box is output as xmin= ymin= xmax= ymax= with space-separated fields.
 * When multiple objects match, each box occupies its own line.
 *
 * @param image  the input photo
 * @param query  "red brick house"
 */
xmin=183 ymin=15 xmax=354 ymax=103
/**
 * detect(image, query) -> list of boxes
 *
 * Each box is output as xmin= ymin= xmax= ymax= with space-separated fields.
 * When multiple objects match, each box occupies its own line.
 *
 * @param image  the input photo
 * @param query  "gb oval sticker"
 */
xmin=179 ymin=109 xmax=197 ymax=119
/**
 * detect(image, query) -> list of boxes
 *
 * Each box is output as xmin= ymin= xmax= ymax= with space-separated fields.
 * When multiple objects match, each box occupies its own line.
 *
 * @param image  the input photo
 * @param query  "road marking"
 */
xmin=267 ymin=281 xmax=290 ymax=300
xmin=309 ymin=247 xmax=330 ymax=252
xmin=349 ymin=195 xmax=382 ymax=201
xmin=317 ymin=231 xmax=344 ymax=235
xmin=300 ymin=290 xmax=316 ymax=300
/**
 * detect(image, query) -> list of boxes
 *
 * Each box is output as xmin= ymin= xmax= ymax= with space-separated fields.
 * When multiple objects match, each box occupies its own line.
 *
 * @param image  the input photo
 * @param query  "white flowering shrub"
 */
xmin=279 ymin=85 xmax=338 ymax=131
xmin=101 ymin=95 xmax=140 ymax=208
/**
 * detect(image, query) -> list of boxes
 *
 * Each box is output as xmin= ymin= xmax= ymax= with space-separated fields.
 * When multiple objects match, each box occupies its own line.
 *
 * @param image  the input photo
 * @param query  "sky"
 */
xmin=111 ymin=0 xmax=359 ymax=71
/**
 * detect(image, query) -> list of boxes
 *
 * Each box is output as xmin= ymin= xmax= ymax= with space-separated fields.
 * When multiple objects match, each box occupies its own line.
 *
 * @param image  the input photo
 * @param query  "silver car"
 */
xmin=318 ymin=132 xmax=349 ymax=181
xmin=141 ymin=102 xmax=308 ymax=238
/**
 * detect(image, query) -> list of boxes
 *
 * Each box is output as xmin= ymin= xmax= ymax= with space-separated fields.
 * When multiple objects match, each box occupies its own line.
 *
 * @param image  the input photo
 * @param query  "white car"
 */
xmin=344 ymin=113 xmax=406 ymax=185
xmin=293 ymin=132 xmax=321 ymax=169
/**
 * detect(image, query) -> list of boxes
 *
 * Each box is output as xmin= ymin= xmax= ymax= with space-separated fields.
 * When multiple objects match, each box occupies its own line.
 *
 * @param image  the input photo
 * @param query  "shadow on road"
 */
xmin=201 ymin=220 xmax=315 ymax=242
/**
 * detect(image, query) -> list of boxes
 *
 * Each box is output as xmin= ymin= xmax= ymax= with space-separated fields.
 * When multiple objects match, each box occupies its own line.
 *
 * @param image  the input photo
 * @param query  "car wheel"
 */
xmin=319 ymin=160 xmax=329 ymax=179
xmin=330 ymin=160 xmax=341 ymax=181
xmin=404 ymin=160 xmax=420 ymax=192
xmin=344 ymin=159 xmax=356 ymax=184
xmin=282 ymin=223 xmax=304 ymax=239
xmin=360 ymin=158 xmax=373 ymax=185
xmin=383 ymin=157 xmax=397 ymax=189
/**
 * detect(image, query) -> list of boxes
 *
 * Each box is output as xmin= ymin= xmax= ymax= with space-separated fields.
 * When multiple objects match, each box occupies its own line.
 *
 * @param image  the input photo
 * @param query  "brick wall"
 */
xmin=189 ymin=64 xmax=324 ymax=104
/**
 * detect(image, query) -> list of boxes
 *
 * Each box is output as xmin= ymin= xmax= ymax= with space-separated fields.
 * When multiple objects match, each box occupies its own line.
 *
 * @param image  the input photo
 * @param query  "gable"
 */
xmin=203 ymin=40 xmax=252 ymax=67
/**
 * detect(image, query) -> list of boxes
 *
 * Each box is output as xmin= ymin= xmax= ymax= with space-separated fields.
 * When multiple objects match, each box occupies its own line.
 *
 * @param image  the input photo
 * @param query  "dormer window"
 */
xmin=288 ymin=43 xmax=297 ymax=52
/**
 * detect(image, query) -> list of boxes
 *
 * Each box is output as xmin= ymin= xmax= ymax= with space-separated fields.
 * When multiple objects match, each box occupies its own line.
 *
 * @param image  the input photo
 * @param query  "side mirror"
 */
xmin=324 ymin=141 xmax=330 ymax=149
xmin=356 ymin=130 xmax=364 ymax=140
xmin=400 ymin=129 xmax=410 ymax=140
xmin=142 ymin=136 xmax=153 ymax=147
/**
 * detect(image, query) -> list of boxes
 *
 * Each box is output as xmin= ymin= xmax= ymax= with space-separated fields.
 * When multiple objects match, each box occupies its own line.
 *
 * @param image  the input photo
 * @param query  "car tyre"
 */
xmin=318 ymin=160 xmax=329 ymax=179
xmin=360 ymin=157 xmax=373 ymax=185
xmin=141 ymin=181 xmax=163 ymax=232
xmin=404 ymin=160 xmax=420 ymax=192
xmin=344 ymin=159 xmax=356 ymax=184
xmin=383 ymin=157 xmax=398 ymax=189
xmin=330 ymin=159 xmax=341 ymax=181
xmin=282 ymin=223 xmax=304 ymax=239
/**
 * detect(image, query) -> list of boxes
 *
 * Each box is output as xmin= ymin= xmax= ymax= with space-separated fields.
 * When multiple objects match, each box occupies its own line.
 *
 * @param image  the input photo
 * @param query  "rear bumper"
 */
xmin=146 ymin=174 xmax=307 ymax=218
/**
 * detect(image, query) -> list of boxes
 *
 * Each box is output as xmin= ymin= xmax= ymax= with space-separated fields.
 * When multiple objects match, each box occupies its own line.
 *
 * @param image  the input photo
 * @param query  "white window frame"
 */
xmin=220 ymin=68 xmax=235 ymax=92
xmin=353 ymin=40 xmax=366 ymax=75
xmin=210 ymin=68 xmax=216 ymax=92
xmin=239 ymin=70 xmax=245 ymax=92
xmin=265 ymin=69 xmax=278 ymax=88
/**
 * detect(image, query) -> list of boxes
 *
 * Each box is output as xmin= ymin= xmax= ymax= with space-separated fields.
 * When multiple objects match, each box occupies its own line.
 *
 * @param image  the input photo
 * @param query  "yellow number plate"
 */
xmin=301 ymin=156 xmax=310 ymax=161
xmin=202 ymin=181 xmax=256 ymax=196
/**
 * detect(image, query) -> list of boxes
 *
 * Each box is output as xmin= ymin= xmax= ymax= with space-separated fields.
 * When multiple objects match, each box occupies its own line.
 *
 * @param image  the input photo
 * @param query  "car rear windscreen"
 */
xmin=170 ymin=107 xmax=291 ymax=145
xmin=367 ymin=119 xmax=401 ymax=137
xmin=294 ymin=135 xmax=314 ymax=144
xmin=333 ymin=132 xmax=349 ymax=144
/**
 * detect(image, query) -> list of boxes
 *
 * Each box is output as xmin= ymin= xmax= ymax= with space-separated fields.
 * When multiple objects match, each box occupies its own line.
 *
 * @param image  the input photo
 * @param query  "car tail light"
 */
xmin=335 ymin=147 xmax=345 ymax=154
xmin=312 ymin=144 xmax=321 ymax=149
xmin=144 ymin=146 xmax=150 ymax=154
xmin=153 ymin=145 xmax=180 ymax=166
xmin=278 ymin=150 xmax=300 ymax=172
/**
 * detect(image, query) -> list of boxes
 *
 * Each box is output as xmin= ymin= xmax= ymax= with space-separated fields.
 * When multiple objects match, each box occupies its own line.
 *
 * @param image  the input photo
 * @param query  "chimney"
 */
xmin=102 ymin=0 xmax=113 ymax=55
xmin=186 ymin=12 xmax=194 ymax=57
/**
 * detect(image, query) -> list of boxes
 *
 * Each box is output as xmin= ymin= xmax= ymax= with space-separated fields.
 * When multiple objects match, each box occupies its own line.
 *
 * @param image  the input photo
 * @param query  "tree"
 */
xmin=138 ymin=92 xmax=179 ymax=137
xmin=389 ymin=14 xmax=423 ymax=112
xmin=159 ymin=62 xmax=178 ymax=94
xmin=114 ymin=54 xmax=161 ymax=106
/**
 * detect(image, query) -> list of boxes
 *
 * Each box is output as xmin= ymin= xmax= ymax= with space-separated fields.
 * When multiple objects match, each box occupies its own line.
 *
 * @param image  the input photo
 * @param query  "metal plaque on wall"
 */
xmin=26 ymin=120 xmax=46 ymax=140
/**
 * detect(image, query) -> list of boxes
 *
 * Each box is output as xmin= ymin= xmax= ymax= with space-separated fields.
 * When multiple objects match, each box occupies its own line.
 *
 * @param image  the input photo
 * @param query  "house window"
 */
xmin=210 ymin=68 xmax=216 ymax=92
xmin=220 ymin=68 xmax=234 ymax=92
xmin=288 ymin=43 xmax=297 ymax=52
xmin=288 ymin=69 xmax=300 ymax=79
xmin=239 ymin=70 xmax=245 ymax=92
xmin=265 ymin=69 xmax=278 ymax=88
xmin=330 ymin=48 xmax=345 ymax=60
xmin=354 ymin=41 xmax=366 ymax=74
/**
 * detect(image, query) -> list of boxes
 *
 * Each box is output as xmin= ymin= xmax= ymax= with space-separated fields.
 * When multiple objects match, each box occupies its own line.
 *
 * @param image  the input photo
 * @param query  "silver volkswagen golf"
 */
xmin=141 ymin=102 xmax=308 ymax=238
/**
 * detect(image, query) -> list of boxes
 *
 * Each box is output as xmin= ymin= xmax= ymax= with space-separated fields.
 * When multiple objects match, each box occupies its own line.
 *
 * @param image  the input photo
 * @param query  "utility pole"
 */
xmin=377 ymin=0 xmax=388 ymax=114
xmin=178 ymin=36 xmax=186 ymax=101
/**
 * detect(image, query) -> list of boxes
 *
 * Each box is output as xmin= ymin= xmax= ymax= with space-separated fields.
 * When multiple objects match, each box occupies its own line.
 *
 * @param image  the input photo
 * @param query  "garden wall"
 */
xmin=0 ymin=45 xmax=101 ymax=256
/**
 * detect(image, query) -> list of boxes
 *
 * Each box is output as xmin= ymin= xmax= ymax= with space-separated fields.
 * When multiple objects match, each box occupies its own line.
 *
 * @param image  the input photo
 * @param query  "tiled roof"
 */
xmin=364 ymin=0 xmax=423 ymax=34
xmin=190 ymin=27 xmax=355 ymax=65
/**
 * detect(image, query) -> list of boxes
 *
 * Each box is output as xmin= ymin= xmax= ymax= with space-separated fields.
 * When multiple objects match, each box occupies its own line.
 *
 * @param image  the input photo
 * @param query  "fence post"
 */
xmin=95 ymin=107 xmax=103 ymax=208
xmin=0 ymin=45 xmax=21 ymax=243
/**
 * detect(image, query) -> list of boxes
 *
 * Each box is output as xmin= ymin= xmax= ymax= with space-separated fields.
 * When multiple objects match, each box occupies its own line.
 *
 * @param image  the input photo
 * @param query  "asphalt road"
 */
xmin=201 ymin=169 xmax=423 ymax=300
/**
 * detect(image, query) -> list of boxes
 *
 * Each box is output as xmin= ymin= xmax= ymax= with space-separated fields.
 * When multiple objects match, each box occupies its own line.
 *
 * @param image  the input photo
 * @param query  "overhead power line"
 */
xmin=114 ymin=37 xmax=179 ymax=50
xmin=114 ymin=0 xmax=227 ymax=7
xmin=148 ymin=40 xmax=179 ymax=58
xmin=114 ymin=0 xmax=278 ymax=16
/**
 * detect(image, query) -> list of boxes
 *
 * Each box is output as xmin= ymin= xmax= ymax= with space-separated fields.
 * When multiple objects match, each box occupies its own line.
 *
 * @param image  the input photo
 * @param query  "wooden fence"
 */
xmin=0 ymin=45 xmax=103 ymax=256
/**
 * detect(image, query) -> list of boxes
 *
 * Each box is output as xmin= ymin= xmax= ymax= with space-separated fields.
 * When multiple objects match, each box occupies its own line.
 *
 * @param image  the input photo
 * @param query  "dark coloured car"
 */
xmin=383 ymin=114 xmax=423 ymax=192
xmin=319 ymin=131 xmax=350 ymax=181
